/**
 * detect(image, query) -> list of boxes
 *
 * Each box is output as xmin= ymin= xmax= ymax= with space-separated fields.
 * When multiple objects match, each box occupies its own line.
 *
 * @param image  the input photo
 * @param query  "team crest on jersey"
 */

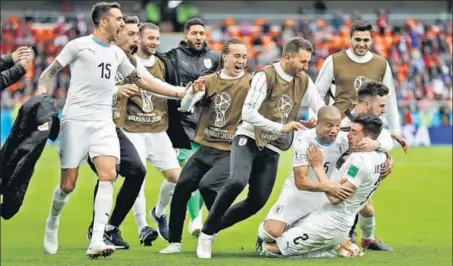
xmin=203 ymin=58 xmax=213 ymax=69
xmin=273 ymin=205 xmax=284 ymax=215
xmin=238 ymin=137 xmax=247 ymax=146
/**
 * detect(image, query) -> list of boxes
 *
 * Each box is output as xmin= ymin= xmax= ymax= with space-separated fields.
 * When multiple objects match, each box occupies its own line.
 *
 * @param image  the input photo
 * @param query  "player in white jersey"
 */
xmin=258 ymin=113 xmax=388 ymax=258
xmin=336 ymin=80 xmax=407 ymax=251
xmin=259 ymin=106 xmax=350 ymax=238
xmin=38 ymin=2 xmax=185 ymax=259
xmin=259 ymin=105 xmax=393 ymax=242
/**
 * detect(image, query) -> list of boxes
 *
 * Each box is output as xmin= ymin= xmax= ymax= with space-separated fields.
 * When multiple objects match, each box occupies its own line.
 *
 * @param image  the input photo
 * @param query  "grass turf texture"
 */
xmin=1 ymin=146 xmax=452 ymax=265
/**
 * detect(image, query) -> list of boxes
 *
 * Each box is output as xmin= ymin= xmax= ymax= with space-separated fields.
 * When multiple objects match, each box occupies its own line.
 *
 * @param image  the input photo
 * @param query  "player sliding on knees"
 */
xmin=257 ymin=114 xmax=390 ymax=259
xmin=40 ymin=2 xmax=184 ymax=259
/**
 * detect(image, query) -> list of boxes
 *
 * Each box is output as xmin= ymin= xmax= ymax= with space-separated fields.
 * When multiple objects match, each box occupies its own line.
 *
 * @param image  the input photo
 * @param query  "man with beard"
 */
xmin=86 ymin=16 xmax=185 ymax=249
xmin=161 ymin=18 xmax=220 ymax=237
xmin=196 ymin=37 xmax=325 ymax=259
xmin=39 ymin=2 xmax=185 ymax=258
xmin=314 ymin=20 xmax=408 ymax=250
xmin=119 ymin=22 xmax=185 ymax=242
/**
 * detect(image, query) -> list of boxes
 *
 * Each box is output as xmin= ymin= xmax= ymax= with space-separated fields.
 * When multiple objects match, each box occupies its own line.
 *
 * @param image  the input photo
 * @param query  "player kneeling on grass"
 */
xmin=257 ymin=114 xmax=391 ymax=259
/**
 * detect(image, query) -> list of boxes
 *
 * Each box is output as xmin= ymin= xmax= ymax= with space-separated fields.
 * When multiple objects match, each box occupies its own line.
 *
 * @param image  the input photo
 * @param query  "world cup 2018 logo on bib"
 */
xmin=353 ymin=76 xmax=370 ymax=91
xmin=140 ymin=89 xmax=154 ymax=113
xmin=214 ymin=92 xmax=231 ymax=127
xmin=277 ymin=94 xmax=293 ymax=123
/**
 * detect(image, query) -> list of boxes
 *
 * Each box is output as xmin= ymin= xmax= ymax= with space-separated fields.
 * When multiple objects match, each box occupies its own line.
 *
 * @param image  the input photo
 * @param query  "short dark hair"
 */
xmin=353 ymin=113 xmax=383 ymax=140
xmin=139 ymin=22 xmax=159 ymax=33
xmin=123 ymin=15 xmax=139 ymax=25
xmin=184 ymin=18 xmax=205 ymax=33
xmin=350 ymin=20 xmax=374 ymax=37
xmin=358 ymin=81 xmax=390 ymax=102
xmin=282 ymin=37 xmax=313 ymax=56
xmin=91 ymin=2 xmax=121 ymax=27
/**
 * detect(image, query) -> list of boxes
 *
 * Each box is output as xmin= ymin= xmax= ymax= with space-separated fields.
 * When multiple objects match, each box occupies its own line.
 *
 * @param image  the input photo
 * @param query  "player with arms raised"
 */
xmin=39 ymin=2 xmax=184 ymax=258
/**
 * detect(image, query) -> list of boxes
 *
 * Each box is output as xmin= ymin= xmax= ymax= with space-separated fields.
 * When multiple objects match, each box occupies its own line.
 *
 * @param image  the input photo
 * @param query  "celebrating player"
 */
xmin=40 ymin=2 xmax=184 ymax=258
xmin=258 ymin=114 xmax=388 ymax=259
xmin=160 ymin=38 xmax=251 ymax=254
xmin=196 ymin=37 xmax=325 ymax=259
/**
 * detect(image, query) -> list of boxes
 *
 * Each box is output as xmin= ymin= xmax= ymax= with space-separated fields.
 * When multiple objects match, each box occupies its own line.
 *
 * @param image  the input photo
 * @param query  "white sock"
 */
xmin=48 ymin=186 xmax=69 ymax=227
xmin=105 ymin=224 xmax=116 ymax=232
xmin=155 ymin=180 xmax=176 ymax=217
xmin=258 ymin=222 xmax=277 ymax=243
xmin=92 ymin=181 xmax=114 ymax=242
xmin=133 ymin=182 xmax=148 ymax=233
xmin=359 ymin=215 xmax=375 ymax=239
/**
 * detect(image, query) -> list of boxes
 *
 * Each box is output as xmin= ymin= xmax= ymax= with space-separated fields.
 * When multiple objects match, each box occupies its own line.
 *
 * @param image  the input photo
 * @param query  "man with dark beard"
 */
xmin=86 ymin=16 xmax=185 ymax=249
xmin=161 ymin=18 xmax=220 ymax=237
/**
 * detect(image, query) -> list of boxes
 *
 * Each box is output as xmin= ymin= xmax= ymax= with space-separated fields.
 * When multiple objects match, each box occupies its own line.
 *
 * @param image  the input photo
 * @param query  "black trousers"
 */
xmin=168 ymin=144 xmax=230 ymax=243
xmin=202 ymin=135 xmax=280 ymax=235
xmin=88 ymin=127 xmax=146 ymax=228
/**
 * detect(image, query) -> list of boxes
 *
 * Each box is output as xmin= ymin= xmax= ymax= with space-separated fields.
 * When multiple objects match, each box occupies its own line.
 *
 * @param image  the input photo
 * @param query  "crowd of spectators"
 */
xmin=1 ymin=9 xmax=452 ymax=125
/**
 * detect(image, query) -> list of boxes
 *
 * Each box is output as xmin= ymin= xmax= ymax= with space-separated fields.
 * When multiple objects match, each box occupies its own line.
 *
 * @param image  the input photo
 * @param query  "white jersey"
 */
xmin=265 ymin=128 xmax=349 ymax=225
xmin=314 ymin=151 xmax=387 ymax=232
xmin=340 ymin=110 xmax=395 ymax=152
xmin=289 ymin=128 xmax=349 ymax=185
xmin=56 ymin=35 xmax=136 ymax=121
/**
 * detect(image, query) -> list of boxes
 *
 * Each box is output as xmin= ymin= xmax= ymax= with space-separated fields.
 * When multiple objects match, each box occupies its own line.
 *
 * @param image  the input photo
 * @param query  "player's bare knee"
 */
xmin=264 ymin=220 xmax=285 ymax=239
xmin=97 ymin=168 xmax=117 ymax=182
xmin=360 ymin=201 xmax=374 ymax=217
xmin=163 ymin=168 xmax=179 ymax=183
xmin=60 ymin=168 xmax=78 ymax=193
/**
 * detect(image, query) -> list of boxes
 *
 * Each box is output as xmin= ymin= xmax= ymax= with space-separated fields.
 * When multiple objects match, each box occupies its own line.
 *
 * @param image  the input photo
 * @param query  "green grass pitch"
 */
xmin=1 ymin=146 xmax=452 ymax=265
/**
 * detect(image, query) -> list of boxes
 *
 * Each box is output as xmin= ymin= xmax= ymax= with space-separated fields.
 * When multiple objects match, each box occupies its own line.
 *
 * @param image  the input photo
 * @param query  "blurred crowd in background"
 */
xmin=1 ymin=4 xmax=452 ymax=127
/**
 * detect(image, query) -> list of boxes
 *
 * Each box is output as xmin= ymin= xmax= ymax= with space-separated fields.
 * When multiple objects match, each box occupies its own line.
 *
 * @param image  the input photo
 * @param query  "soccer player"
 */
xmin=121 ymin=22 xmax=185 ymax=242
xmin=314 ymin=20 xmax=408 ymax=248
xmin=258 ymin=106 xmax=352 ymax=241
xmin=86 ymin=16 xmax=185 ymax=249
xmin=259 ymin=82 xmax=396 ymax=245
xmin=160 ymin=38 xmax=251 ymax=254
xmin=39 ymin=2 xmax=184 ymax=258
xmin=196 ymin=37 xmax=325 ymax=259
xmin=161 ymin=18 xmax=221 ymax=236
xmin=335 ymin=80 xmax=398 ymax=251
xmin=314 ymin=20 xmax=400 ymax=138
xmin=258 ymin=114 xmax=388 ymax=259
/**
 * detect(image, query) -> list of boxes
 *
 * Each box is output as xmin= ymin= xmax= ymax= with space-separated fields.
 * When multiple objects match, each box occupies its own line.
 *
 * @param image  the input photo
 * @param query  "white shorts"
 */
xmin=265 ymin=179 xmax=329 ymax=225
xmin=122 ymin=130 xmax=179 ymax=172
xmin=58 ymin=120 xmax=120 ymax=169
xmin=276 ymin=212 xmax=347 ymax=257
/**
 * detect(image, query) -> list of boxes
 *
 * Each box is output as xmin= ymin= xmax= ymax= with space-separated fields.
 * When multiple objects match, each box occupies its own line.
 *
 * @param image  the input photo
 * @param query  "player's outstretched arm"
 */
xmin=382 ymin=61 xmax=401 ymax=136
xmin=132 ymin=73 xmax=185 ymax=99
xmin=180 ymin=78 xmax=206 ymax=112
xmin=36 ymin=60 xmax=64 ymax=95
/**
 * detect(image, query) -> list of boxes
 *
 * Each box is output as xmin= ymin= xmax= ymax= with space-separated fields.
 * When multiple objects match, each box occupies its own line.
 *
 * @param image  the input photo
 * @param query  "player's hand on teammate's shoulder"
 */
xmin=306 ymin=144 xmax=324 ymax=168
xmin=280 ymin=121 xmax=303 ymax=133
xmin=391 ymin=134 xmax=409 ymax=154
xmin=354 ymin=137 xmax=380 ymax=152
xmin=300 ymin=117 xmax=317 ymax=129
xmin=118 ymin=84 xmax=139 ymax=98
xmin=379 ymin=153 xmax=393 ymax=180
